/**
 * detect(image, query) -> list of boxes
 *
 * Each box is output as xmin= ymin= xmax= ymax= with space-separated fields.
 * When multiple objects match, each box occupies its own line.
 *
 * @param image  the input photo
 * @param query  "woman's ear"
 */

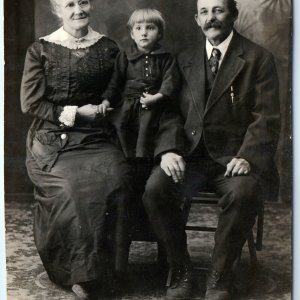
xmin=54 ymin=4 xmax=61 ymax=18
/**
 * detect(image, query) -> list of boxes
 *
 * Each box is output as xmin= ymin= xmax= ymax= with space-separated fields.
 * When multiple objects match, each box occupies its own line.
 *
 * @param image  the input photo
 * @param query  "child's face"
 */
xmin=131 ymin=22 xmax=161 ymax=52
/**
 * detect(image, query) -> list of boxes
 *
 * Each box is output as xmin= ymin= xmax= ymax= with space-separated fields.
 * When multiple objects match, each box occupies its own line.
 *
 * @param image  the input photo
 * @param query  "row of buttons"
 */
xmin=143 ymin=55 xmax=150 ymax=108
xmin=144 ymin=55 xmax=150 ymax=78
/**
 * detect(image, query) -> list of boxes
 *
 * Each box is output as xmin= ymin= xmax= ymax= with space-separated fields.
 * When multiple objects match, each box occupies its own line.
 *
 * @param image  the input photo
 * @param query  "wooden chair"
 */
xmin=182 ymin=191 xmax=264 ymax=266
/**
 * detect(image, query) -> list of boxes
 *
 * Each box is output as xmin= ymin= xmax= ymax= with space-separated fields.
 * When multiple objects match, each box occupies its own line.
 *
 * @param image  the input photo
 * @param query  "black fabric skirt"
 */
xmin=26 ymin=142 xmax=132 ymax=286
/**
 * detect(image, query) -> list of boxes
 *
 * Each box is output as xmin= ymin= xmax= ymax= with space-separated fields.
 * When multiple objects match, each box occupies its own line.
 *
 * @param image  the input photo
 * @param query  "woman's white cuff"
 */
xmin=58 ymin=106 xmax=78 ymax=127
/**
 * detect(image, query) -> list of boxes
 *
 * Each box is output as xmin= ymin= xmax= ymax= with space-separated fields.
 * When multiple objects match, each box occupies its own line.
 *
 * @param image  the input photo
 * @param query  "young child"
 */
xmin=99 ymin=8 xmax=180 ymax=159
xmin=98 ymin=10 xmax=191 ymax=298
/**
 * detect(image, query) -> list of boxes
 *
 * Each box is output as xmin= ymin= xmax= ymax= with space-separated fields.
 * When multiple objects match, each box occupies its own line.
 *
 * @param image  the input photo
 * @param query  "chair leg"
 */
xmin=232 ymin=251 xmax=242 ymax=274
xmin=247 ymin=230 xmax=258 ymax=269
xmin=166 ymin=267 xmax=173 ymax=287
xmin=157 ymin=242 xmax=168 ymax=268
xmin=182 ymin=197 xmax=192 ymax=224
xmin=256 ymin=205 xmax=264 ymax=251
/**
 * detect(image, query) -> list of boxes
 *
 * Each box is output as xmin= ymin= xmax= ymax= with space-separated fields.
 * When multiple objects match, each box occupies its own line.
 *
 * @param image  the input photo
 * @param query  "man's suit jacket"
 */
xmin=177 ymin=31 xmax=281 ymax=197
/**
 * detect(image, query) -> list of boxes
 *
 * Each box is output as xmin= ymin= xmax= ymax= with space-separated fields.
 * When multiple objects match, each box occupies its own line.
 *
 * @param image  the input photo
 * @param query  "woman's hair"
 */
xmin=50 ymin=0 xmax=60 ymax=16
xmin=127 ymin=8 xmax=166 ymax=39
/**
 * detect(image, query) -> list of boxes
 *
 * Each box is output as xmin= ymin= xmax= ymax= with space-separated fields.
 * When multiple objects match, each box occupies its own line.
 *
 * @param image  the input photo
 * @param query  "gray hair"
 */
xmin=49 ymin=0 xmax=60 ymax=17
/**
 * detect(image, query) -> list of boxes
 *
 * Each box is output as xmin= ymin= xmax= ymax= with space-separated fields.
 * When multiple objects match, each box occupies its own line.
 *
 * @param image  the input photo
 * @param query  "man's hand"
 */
xmin=160 ymin=152 xmax=186 ymax=183
xmin=224 ymin=157 xmax=251 ymax=177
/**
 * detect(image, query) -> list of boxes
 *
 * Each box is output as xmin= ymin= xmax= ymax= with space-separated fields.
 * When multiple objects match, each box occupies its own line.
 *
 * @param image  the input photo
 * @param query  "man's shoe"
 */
xmin=204 ymin=269 xmax=231 ymax=300
xmin=166 ymin=265 xmax=192 ymax=300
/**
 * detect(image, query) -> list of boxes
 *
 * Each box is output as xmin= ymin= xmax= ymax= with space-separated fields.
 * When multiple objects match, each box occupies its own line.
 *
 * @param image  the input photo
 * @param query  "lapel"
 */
xmin=181 ymin=42 xmax=206 ymax=119
xmin=205 ymin=31 xmax=246 ymax=113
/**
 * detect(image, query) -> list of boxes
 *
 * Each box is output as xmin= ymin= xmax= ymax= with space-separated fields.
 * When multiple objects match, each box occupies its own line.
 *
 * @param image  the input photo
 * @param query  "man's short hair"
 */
xmin=227 ymin=0 xmax=239 ymax=19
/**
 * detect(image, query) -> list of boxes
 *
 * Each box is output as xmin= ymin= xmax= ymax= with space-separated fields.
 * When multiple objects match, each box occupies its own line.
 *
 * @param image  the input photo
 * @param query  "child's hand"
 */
xmin=97 ymin=100 xmax=113 ymax=117
xmin=140 ymin=92 xmax=163 ymax=109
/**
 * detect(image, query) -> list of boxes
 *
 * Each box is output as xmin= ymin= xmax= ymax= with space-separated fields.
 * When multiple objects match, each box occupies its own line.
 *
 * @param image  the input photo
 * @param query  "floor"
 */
xmin=5 ymin=200 xmax=291 ymax=300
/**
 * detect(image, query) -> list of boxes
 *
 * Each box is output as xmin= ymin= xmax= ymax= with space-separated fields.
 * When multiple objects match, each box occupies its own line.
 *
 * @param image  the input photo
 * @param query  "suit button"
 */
xmin=61 ymin=133 xmax=67 ymax=140
xmin=191 ymin=130 xmax=196 ymax=136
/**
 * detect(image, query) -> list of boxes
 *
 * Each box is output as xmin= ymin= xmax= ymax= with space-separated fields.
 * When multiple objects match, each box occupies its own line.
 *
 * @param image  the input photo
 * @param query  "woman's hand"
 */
xmin=77 ymin=104 xmax=98 ymax=122
xmin=140 ymin=92 xmax=163 ymax=109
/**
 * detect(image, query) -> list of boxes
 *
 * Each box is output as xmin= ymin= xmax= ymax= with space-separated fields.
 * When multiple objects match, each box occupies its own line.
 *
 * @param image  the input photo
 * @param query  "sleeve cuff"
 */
xmin=58 ymin=106 xmax=78 ymax=127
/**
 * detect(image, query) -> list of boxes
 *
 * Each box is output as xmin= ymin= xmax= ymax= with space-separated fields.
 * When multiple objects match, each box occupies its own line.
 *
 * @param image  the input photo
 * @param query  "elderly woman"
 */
xmin=20 ymin=0 xmax=132 ymax=298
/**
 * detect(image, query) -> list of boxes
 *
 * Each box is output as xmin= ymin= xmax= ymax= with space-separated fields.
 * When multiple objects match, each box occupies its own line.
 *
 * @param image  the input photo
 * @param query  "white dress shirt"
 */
xmin=206 ymin=31 xmax=234 ymax=67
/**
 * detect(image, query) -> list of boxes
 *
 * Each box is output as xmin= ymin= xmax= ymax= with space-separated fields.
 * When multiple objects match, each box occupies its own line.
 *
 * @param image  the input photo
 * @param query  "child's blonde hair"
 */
xmin=127 ymin=8 xmax=166 ymax=39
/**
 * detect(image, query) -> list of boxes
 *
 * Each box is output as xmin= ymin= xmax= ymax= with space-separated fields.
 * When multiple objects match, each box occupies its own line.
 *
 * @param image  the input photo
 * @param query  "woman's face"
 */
xmin=55 ymin=0 xmax=92 ymax=34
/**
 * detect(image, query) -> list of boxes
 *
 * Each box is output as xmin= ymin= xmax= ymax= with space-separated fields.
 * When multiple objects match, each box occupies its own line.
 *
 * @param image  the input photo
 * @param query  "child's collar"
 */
xmin=126 ymin=43 xmax=169 ymax=61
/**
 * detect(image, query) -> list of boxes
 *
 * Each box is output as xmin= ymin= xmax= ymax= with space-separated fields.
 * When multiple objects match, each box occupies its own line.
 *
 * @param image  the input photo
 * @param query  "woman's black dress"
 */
xmin=21 ymin=34 xmax=132 ymax=286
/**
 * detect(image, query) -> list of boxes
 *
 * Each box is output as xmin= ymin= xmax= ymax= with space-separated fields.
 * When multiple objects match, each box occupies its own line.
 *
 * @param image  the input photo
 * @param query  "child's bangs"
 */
xmin=128 ymin=9 xmax=163 ymax=29
xmin=135 ymin=11 xmax=160 ymax=26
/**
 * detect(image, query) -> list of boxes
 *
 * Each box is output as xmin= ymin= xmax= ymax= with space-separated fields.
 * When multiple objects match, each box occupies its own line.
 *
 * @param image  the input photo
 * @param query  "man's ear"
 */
xmin=233 ymin=10 xmax=239 ymax=22
xmin=195 ymin=14 xmax=200 ymax=27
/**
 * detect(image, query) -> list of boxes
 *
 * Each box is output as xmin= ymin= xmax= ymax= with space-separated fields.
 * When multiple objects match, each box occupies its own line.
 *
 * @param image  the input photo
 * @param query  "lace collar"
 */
xmin=40 ymin=27 xmax=104 ymax=49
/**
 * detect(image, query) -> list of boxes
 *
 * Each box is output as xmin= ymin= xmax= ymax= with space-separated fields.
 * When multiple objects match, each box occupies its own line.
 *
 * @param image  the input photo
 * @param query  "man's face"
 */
xmin=195 ymin=0 xmax=236 ymax=45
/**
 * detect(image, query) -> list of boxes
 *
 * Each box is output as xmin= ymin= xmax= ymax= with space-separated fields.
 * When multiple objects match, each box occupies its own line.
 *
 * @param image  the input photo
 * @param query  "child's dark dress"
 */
xmin=103 ymin=43 xmax=180 ymax=159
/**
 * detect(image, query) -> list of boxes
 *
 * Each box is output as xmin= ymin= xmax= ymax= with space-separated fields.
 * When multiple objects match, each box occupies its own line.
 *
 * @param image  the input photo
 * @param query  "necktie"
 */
xmin=208 ymin=48 xmax=221 ymax=75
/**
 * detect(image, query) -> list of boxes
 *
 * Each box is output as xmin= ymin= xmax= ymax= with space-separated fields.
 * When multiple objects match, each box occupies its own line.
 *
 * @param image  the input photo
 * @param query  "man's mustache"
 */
xmin=204 ymin=20 xmax=222 ymax=30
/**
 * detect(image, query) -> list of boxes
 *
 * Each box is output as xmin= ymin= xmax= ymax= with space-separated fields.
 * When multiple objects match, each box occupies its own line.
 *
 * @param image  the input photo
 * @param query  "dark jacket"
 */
xmin=177 ymin=31 xmax=281 ymax=198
